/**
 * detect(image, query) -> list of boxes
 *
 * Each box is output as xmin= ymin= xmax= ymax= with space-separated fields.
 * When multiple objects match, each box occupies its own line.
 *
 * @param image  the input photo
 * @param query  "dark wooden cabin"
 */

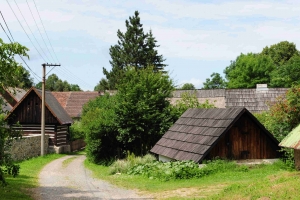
xmin=6 ymin=87 xmax=73 ymax=146
xmin=151 ymin=108 xmax=280 ymax=163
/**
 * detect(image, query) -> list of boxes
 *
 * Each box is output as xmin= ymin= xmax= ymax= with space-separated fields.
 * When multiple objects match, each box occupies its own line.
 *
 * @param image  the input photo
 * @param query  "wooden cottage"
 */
xmin=279 ymin=125 xmax=300 ymax=170
xmin=151 ymin=108 xmax=280 ymax=163
xmin=6 ymin=87 xmax=73 ymax=146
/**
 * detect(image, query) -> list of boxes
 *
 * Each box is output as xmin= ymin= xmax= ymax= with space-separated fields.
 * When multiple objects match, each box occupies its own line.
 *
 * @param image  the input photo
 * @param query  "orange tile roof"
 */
xmin=52 ymin=91 xmax=100 ymax=118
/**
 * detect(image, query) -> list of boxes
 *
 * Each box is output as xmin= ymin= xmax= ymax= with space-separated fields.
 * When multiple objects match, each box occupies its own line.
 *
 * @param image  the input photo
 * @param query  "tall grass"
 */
xmin=109 ymin=153 xmax=156 ymax=174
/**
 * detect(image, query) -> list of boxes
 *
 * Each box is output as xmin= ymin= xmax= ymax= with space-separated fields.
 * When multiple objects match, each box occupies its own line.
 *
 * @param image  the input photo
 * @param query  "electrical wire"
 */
xmin=12 ymin=0 xmax=51 ymax=62
xmin=0 ymin=11 xmax=14 ymax=42
xmin=6 ymin=0 xmax=47 ymax=62
xmin=32 ymin=0 xmax=60 ymax=63
xmin=0 ymin=19 xmax=41 ymax=82
xmin=26 ymin=0 xmax=56 ymax=62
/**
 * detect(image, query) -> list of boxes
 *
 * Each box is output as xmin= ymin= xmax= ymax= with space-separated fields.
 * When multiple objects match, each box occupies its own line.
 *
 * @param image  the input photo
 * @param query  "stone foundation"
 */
xmin=294 ymin=149 xmax=300 ymax=170
xmin=10 ymin=135 xmax=49 ymax=161
xmin=48 ymin=145 xmax=71 ymax=154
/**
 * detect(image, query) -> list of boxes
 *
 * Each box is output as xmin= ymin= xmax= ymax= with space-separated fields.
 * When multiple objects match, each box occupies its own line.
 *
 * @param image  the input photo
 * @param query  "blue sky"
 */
xmin=1 ymin=0 xmax=300 ymax=91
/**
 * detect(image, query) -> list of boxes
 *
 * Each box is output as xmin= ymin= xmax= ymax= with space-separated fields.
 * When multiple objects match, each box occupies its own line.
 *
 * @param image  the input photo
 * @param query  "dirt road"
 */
xmin=33 ymin=155 xmax=151 ymax=200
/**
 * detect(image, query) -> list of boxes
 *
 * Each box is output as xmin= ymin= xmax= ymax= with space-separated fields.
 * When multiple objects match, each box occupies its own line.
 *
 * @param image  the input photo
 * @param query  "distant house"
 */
xmin=6 ymin=87 xmax=73 ymax=147
xmin=171 ymin=85 xmax=288 ymax=113
xmin=279 ymin=125 xmax=300 ymax=170
xmin=52 ymin=91 xmax=101 ymax=119
xmin=151 ymin=108 xmax=280 ymax=163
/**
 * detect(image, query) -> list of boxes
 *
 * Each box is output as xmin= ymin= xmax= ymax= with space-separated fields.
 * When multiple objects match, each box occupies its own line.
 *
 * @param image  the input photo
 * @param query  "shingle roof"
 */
xmin=279 ymin=124 xmax=300 ymax=149
xmin=225 ymin=88 xmax=288 ymax=113
xmin=5 ymin=87 xmax=27 ymax=102
xmin=52 ymin=91 xmax=100 ymax=118
xmin=6 ymin=87 xmax=73 ymax=125
xmin=150 ymin=107 xmax=276 ymax=163
xmin=34 ymin=88 xmax=73 ymax=124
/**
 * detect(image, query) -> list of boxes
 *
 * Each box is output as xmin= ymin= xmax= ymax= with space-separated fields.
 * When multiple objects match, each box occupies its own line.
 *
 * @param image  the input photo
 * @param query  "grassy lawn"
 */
xmin=84 ymin=160 xmax=300 ymax=199
xmin=0 ymin=154 xmax=65 ymax=200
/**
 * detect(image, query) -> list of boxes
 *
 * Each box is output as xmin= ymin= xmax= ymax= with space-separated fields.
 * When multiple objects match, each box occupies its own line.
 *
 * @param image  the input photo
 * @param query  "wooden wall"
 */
xmin=11 ymin=124 xmax=69 ymax=146
xmin=8 ymin=91 xmax=59 ymax=124
xmin=208 ymin=115 xmax=280 ymax=160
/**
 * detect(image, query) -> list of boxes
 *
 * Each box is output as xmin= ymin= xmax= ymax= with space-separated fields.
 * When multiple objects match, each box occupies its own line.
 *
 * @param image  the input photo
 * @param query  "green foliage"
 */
xmin=203 ymin=72 xmax=226 ymax=89
xmin=109 ymin=153 xmax=156 ymax=174
xmin=94 ymin=78 xmax=110 ymax=91
xmin=254 ymin=85 xmax=300 ymax=167
xmin=224 ymin=41 xmax=300 ymax=88
xmin=279 ymin=148 xmax=295 ymax=169
xmin=270 ymin=55 xmax=300 ymax=87
xmin=0 ymin=38 xmax=31 ymax=90
xmin=127 ymin=159 xmax=248 ymax=181
xmin=114 ymin=66 xmax=176 ymax=156
xmin=69 ymin=120 xmax=85 ymax=141
xmin=102 ymin=11 xmax=166 ymax=90
xmin=180 ymin=83 xmax=195 ymax=90
xmin=224 ymin=53 xmax=275 ymax=88
xmin=0 ymin=117 xmax=21 ymax=186
xmin=173 ymin=91 xmax=215 ymax=117
xmin=0 ymin=38 xmax=30 ymax=186
xmin=36 ymin=74 xmax=81 ymax=91
xmin=81 ymin=94 xmax=119 ymax=163
xmin=261 ymin=41 xmax=299 ymax=66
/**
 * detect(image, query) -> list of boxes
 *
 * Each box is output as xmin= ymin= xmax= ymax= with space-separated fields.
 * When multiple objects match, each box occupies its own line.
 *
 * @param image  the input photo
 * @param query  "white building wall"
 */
xmin=159 ymin=154 xmax=172 ymax=162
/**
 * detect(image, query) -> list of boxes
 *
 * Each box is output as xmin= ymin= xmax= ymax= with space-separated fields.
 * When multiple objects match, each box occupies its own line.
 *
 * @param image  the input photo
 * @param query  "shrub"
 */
xmin=109 ymin=153 xmax=156 ymax=174
xmin=127 ymin=159 xmax=248 ymax=181
xmin=69 ymin=120 xmax=85 ymax=141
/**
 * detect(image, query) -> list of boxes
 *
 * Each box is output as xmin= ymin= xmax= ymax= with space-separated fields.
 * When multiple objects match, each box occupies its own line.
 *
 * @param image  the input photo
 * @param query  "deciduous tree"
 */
xmin=0 ymin=38 xmax=27 ymax=185
xmin=202 ymin=73 xmax=226 ymax=89
xmin=224 ymin=53 xmax=275 ymax=88
xmin=261 ymin=41 xmax=299 ymax=66
xmin=180 ymin=83 xmax=195 ymax=90
xmin=36 ymin=74 xmax=81 ymax=91
xmin=114 ymin=66 xmax=175 ymax=156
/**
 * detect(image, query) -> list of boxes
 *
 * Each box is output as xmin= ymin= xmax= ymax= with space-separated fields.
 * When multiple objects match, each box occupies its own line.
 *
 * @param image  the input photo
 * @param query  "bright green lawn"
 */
xmin=0 ymin=154 xmax=65 ymax=200
xmin=84 ymin=160 xmax=300 ymax=200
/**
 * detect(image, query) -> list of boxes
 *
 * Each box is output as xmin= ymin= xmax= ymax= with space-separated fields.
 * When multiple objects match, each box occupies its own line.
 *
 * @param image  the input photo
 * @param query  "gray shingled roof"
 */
xmin=34 ymin=88 xmax=73 ymax=124
xmin=150 ymin=107 xmax=276 ymax=163
xmin=6 ymin=87 xmax=73 ymax=125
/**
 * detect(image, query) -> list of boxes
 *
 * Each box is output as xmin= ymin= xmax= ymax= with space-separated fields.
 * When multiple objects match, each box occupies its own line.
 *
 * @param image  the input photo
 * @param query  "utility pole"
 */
xmin=41 ymin=63 xmax=60 ymax=156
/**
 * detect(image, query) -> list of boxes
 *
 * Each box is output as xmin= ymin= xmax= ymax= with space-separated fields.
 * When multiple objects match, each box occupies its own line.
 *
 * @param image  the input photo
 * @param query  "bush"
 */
xmin=109 ymin=153 xmax=156 ymax=174
xmin=127 ymin=159 xmax=248 ymax=181
xmin=81 ymin=94 xmax=119 ymax=163
xmin=69 ymin=120 xmax=85 ymax=141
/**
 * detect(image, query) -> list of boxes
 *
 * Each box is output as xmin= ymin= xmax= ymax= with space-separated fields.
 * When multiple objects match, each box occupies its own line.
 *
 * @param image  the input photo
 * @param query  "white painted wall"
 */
xmin=159 ymin=154 xmax=172 ymax=162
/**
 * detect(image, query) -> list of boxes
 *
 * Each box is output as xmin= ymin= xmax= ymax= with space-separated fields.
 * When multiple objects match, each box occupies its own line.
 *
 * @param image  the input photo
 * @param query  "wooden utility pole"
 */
xmin=41 ymin=63 xmax=60 ymax=156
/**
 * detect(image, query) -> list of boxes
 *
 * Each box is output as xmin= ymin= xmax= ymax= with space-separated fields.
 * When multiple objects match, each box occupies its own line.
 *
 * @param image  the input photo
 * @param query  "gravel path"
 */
xmin=33 ymin=155 xmax=152 ymax=200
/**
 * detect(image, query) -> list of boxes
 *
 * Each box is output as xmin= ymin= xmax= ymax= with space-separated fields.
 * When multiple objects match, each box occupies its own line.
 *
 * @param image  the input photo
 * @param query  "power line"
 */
xmin=32 ymin=0 xmax=60 ymax=63
xmin=0 ymin=19 xmax=41 ymax=82
xmin=48 ymin=66 xmax=94 ymax=90
xmin=26 ymin=0 xmax=56 ymax=62
xmin=6 ymin=0 xmax=47 ymax=63
xmin=11 ymin=0 xmax=51 ymax=62
xmin=0 ymin=11 xmax=14 ymax=42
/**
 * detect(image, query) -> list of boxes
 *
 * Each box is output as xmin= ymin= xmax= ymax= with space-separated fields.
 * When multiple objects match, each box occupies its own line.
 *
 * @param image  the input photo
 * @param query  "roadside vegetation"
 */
xmin=0 ymin=154 xmax=65 ymax=200
xmin=84 ymin=154 xmax=299 ymax=199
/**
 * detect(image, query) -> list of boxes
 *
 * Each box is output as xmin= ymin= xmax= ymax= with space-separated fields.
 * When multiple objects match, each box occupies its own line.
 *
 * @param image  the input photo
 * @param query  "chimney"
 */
xmin=256 ymin=84 xmax=268 ymax=93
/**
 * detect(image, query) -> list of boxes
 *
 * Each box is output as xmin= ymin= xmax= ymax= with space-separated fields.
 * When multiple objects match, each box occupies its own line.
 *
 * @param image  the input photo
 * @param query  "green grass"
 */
xmin=84 ymin=159 xmax=300 ymax=199
xmin=0 ymin=154 xmax=65 ymax=200
xmin=62 ymin=156 xmax=77 ymax=168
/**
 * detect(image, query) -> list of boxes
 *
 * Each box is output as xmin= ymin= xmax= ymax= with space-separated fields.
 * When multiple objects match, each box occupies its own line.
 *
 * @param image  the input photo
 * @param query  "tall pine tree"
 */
xmin=101 ymin=11 xmax=166 ymax=90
